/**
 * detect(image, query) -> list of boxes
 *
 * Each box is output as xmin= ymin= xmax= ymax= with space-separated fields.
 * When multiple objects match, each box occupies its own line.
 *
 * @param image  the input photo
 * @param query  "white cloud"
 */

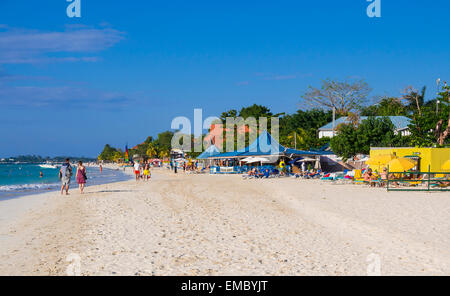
xmin=0 ymin=26 xmax=124 ymax=64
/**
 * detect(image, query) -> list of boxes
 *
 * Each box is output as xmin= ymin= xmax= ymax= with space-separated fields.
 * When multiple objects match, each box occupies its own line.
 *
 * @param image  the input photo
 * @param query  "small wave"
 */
xmin=0 ymin=183 xmax=59 ymax=192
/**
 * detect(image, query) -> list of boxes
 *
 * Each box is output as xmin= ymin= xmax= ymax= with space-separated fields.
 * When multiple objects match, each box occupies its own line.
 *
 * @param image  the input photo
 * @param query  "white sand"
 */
xmin=0 ymin=168 xmax=449 ymax=276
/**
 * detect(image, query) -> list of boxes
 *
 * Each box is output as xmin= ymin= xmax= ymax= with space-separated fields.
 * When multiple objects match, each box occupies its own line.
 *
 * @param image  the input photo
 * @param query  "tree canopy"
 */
xmin=98 ymin=144 xmax=122 ymax=161
xmin=360 ymin=97 xmax=408 ymax=116
xmin=330 ymin=117 xmax=399 ymax=161
xmin=302 ymin=79 xmax=372 ymax=115
xmin=99 ymin=79 xmax=450 ymax=161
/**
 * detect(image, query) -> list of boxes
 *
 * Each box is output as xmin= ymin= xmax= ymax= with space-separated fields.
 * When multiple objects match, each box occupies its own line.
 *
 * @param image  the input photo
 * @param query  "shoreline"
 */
xmin=0 ymin=164 xmax=132 ymax=201
xmin=0 ymin=168 xmax=449 ymax=275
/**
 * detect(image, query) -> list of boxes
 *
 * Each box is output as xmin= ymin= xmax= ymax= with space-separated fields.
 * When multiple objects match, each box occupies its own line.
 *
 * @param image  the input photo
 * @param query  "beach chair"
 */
xmin=430 ymin=175 xmax=450 ymax=188
xmin=353 ymin=169 xmax=368 ymax=185
xmin=321 ymin=173 xmax=334 ymax=181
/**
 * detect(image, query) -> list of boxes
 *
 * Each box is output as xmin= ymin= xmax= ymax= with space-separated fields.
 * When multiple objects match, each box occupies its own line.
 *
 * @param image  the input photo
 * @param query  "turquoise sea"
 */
xmin=0 ymin=163 xmax=131 ymax=200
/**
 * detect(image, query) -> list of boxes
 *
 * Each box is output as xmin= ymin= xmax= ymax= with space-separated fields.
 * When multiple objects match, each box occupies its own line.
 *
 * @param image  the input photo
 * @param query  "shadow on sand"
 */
xmin=96 ymin=190 xmax=136 ymax=193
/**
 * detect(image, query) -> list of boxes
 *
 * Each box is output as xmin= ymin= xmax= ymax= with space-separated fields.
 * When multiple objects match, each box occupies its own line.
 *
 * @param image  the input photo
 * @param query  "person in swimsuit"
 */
xmin=76 ymin=161 xmax=87 ymax=194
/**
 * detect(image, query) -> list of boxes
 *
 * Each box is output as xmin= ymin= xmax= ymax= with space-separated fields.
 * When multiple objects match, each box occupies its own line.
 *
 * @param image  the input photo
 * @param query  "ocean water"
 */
xmin=0 ymin=164 xmax=131 ymax=200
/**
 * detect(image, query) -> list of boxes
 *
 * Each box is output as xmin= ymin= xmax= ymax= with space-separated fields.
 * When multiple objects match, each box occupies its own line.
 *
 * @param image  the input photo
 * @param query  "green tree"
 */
xmin=146 ymin=144 xmax=158 ymax=158
xmin=355 ymin=117 xmax=396 ymax=154
xmin=330 ymin=117 xmax=397 ymax=160
xmin=220 ymin=109 xmax=238 ymax=121
xmin=98 ymin=144 xmax=118 ymax=161
xmin=407 ymin=83 xmax=449 ymax=147
xmin=112 ymin=151 xmax=124 ymax=162
xmin=217 ymin=105 xmax=281 ymax=151
xmin=279 ymin=109 xmax=333 ymax=150
xmin=280 ymin=109 xmax=333 ymax=133
xmin=329 ymin=123 xmax=358 ymax=161
xmin=154 ymin=131 xmax=174 ymax=153
xmin=238 ymin=104 xmax=277 ymax=119
xmin=360 ymin=97 xmax=408 ymax=116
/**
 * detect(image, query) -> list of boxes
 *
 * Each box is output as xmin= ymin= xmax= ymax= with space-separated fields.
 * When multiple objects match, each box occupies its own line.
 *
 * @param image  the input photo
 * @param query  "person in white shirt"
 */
xmin=134 ymin=161 xmax=141 ymax=181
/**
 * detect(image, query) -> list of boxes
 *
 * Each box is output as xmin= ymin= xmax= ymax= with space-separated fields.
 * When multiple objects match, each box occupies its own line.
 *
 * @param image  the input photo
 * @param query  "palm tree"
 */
xmin=159 ymin=149 xmax=169 ymax=159
xmin=286 ymin=128 xmax=309 ymax=149
xmin=146 ymin=144 xmax=158 ymax=159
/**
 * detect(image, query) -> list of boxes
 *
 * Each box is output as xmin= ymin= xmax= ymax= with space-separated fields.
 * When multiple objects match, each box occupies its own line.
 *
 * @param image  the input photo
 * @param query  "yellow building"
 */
xmin=370 ymin=147 xmax=450 ymax=173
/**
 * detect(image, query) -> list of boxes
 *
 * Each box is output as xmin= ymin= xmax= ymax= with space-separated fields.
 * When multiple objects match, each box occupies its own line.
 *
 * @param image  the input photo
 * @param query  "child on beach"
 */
xmin=76 ymin=161 xmax=87 ymax=194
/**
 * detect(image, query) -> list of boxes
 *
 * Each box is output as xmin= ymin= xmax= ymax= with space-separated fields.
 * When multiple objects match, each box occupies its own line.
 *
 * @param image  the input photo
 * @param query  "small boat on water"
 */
xmin=39 ymin=164 xmax=58 ymax=169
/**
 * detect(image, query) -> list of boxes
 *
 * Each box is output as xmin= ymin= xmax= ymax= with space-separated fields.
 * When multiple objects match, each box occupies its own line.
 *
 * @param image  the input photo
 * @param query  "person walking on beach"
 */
xmin=134 ymin=161 xmax=141 ymax=181
xmin=76 ymin=161 xmax=87 ymax=194
xmin=143 ymin=161 xmax=150 ymax=181
xmin=59 ymin=158 xmax=73 ymax=195
xmin=99 ymin=164 xmax=103 ymax=173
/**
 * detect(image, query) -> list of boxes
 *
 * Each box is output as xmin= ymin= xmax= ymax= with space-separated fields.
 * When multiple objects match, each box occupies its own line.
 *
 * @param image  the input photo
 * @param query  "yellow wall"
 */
xmin=370 ymin=147 xmax=450 ymax=172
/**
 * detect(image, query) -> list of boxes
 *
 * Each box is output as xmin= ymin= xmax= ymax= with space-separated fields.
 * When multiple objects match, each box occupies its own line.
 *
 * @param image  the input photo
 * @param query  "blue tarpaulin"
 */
xmin=211 ymin=131 xmax=323 ymax=158
xmin=197 ymin=145 xmax=221 ymax=159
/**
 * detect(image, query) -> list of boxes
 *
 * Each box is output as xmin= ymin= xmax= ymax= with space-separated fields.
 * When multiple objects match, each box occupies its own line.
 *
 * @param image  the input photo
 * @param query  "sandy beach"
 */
xmin=0 ymin=168 xmax=449 ymax=276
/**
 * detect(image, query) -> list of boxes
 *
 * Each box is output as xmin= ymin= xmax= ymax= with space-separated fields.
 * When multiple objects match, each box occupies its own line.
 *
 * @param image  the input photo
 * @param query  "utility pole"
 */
xmin=436 ymin=78 xmax=441 ymax=115
xmin=332 ymin=107 xmax=336 ymax=137
xmin=294 ymin=131 xmax=297 ymax=149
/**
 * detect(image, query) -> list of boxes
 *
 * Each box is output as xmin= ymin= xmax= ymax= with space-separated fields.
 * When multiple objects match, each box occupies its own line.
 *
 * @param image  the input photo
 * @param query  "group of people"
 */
xmin=133 ymin=160 xmax=152 ymax=181
xmin=169 ymin=160 xmax=198 ymax=174
xmin=294 ymin=169 xmax=321 ymax=179
xmin=59 ymin=158 xmax=88 ymax=195
xmin=362 ymin=167 xmax=394 ymax=187
xmin=247 ymin=168 xmax=273 ymax=178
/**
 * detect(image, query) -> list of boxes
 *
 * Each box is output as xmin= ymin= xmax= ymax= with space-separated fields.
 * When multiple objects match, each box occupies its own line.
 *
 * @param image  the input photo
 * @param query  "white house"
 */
xmin=318 ymin=116 xmax=411 ymax=139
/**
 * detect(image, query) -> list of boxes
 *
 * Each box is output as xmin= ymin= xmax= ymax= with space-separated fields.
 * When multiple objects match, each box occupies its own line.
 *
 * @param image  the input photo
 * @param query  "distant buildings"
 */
xmin=318 ymin=116 xmax=411 ymax=139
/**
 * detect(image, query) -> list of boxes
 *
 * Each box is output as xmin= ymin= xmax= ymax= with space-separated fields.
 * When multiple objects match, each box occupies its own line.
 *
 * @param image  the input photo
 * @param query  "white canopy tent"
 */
xmin=241 ymin=156 xmax=278 ymax=164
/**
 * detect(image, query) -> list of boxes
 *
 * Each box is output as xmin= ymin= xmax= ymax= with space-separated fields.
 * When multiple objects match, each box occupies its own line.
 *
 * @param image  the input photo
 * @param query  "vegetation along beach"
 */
xmin=1 ymin=2 xmax=449 ymax=279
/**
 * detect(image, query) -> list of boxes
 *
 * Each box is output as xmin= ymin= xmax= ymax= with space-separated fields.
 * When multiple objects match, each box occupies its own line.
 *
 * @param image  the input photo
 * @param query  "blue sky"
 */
xmin=0 ymin=1 xmax=449 ymax=157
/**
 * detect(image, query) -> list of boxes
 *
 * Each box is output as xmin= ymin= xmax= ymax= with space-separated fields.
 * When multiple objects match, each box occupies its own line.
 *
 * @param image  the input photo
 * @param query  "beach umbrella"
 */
xmin=387 ymin=158 xmax=416 ymax=172
xmin=297 ymin=157 xmax=316 ymax=162
xmin=263 ymin=156 xmax=279 ymax=163
xmin=259 ymin=157 xmax=273 ymax=164
xmin=246 ymin=157 xmax=268 ymax=164
xmin=359 ymin=156 xmax=370 ymax=162
xmin=441 ymin=159 xmax=450 ymax=171
xmin=366 ymin=154 xmax=397 ymax=165
xmin=288 ymin=157 xmax=303 ymax=164
xmin=241 ymin=157 xmax=255 ymax=163
xmin=366 ymin=154 xmax=397 ymax=171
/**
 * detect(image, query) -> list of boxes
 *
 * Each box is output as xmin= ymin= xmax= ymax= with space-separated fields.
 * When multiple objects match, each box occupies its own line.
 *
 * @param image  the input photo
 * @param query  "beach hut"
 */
xmin=197 ymin=145 xmax=221 ymax=168
xmin=370 ymin=147 xmax=450 ymax=173
xmin=207 ymin=131 xmax=323 ymax=173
